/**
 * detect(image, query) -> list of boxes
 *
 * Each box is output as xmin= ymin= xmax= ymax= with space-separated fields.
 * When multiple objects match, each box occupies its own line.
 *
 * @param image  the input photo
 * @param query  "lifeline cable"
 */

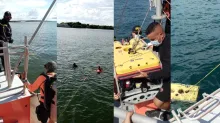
xmin=140 ymin=7 xmax=151 ymax=30
xmin=185 ymin=64 xmax=220 ymax=92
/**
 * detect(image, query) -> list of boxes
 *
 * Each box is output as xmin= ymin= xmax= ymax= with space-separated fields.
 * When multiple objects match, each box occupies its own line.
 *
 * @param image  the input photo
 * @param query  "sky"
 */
xmin=57 ymin=0 xmax=113 ymax=26
xmin=0 ymin=0 xmax=113 ymax=25
xmin=0 ymin=0 xmax=56 ymax=21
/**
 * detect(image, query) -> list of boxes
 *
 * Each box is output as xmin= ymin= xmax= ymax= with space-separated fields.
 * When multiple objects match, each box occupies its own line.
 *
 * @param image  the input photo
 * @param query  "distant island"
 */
xmin=57 ymin=22 xmax=114 ymax=30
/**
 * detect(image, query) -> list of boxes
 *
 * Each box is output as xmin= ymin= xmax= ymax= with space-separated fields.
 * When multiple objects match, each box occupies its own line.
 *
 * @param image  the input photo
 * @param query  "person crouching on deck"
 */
xmin=23 ymin=61 xmax=57 ymax=123
xmin=134 ymin=22 xmax=171 ymax=121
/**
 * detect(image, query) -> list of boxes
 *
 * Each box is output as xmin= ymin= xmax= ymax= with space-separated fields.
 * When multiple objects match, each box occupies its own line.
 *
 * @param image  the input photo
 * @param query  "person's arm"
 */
xmin=123 ymin=112 xmax=134 ymax=123
xmin=24 ymin=75 xmax=46 ymax=92
xmin=148 ymin=61 xmax=170 ymax=80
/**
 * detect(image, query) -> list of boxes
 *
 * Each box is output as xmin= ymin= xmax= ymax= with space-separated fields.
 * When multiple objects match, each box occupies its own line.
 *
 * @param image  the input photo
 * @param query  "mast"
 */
xmin=151 ymin=0 xmax=166 ymax=21
xmin=28 ymin=0 xmax=56 ymax=45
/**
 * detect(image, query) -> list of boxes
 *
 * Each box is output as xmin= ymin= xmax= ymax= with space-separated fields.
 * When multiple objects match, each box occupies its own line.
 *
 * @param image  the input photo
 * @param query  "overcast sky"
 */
xmin=57 ymin=0 xmax=113 ymax=26
xmin=0 ymin=0 xmax=113 ymax=25
xmin=0 ymin=0 xmax=56 ymax=21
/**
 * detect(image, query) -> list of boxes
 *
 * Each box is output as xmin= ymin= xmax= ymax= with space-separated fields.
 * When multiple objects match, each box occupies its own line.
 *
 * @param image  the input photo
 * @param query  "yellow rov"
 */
xmin=114 ymin=39 xmax=161 ymax=80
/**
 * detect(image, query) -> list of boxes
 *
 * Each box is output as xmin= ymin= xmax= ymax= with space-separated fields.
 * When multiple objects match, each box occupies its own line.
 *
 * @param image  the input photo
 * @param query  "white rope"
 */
xmin=163 ymin=10 xmax=171 ymax=21
xmin=165 ymin=0 xmax=170 ymax=5
xmin=140 ymin=7 xmax=151 ymax=30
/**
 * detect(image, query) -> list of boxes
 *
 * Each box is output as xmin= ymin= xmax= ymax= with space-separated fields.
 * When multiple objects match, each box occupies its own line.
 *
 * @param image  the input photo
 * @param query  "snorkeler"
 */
xmin=96 ymin=66 xmax=102 ymax=74
xmin=73 ymin=63 xmax=78 ymax=68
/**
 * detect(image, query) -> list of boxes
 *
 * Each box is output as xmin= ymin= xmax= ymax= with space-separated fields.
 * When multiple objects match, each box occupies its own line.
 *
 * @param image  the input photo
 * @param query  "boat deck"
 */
xmin=0 ymin=72 xmax=41 ymax=123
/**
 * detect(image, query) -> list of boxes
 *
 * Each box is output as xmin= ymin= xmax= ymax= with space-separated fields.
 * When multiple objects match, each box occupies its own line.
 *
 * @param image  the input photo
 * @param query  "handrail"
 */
xmin=3 ymin=42 xmax=12 ymax=87
xmin=0 ymin=39 xmax=26 ymax=88
xmin=171 ymin=110 xmax=182 ymax=123
xmin=114 ymin=107 xmax=166 ymax=123
xmin=177 ymin=93 xmax=220 ymax=121
xmin=169 ymin=89 xmax=220 ymax=122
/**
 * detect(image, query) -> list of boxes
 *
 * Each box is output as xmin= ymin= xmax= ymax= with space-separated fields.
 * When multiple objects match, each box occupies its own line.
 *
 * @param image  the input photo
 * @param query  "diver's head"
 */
xmin=145 ymin=22 xmax=165 ymax=46
xmin=44 ymin=61 xmax=57 ymax=73
xmin=3 ymin=11 xmax=12 ymax=22
xmin=132 ymin=25 xmax=142 ymax=35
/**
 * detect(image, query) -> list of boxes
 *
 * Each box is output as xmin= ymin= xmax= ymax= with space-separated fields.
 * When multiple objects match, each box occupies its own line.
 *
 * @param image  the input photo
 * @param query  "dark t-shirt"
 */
xmin=148 ymin=34 xmax=171 ymax=82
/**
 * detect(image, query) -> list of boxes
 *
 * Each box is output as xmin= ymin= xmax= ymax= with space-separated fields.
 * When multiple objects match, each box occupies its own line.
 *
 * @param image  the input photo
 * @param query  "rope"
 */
xmin=140 ymin=7 xmax=151 ymax=29
xmin=58 ymin=85 xmax=82 ymax=119
xmin=194 ymin=64 xmax=220 ymax=86
xmin=163 ymin=11 xmax=171 ymax=21
xmin=188 ymin=64 xmax=220 ymax=91
xmin=165 ymin=0 xmax=170 ymax=5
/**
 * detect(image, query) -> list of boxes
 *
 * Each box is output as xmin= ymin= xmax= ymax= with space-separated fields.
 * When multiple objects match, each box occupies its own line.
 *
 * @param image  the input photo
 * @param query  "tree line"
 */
xmin=57 ymin=22 xmax=113 ymax=30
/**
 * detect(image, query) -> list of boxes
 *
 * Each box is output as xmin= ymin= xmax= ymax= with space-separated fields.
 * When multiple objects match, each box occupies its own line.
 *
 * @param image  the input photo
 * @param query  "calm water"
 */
xmin=57 ymin=28 xmax=113 ymax=123
xmin=114 ymin=0 xmax=165 ymax=40
xmin=171 ymin=0 xmax=220 ymax=109
xmin=10 ymin=22 xmax=57 ymax=82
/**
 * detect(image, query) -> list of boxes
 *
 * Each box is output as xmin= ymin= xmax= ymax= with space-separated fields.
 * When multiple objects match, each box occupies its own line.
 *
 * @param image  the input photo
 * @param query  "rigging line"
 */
xmin=188 ymin=64 xmax=220 ymax=91
xmin=58 ymin=79 xmax=85 ymax=119
xmin=163 ymin=11 xmax=171 ymax=21
xmin=15 ymin=0 xmax=56 ymax=69
xmin=28 ymin=0 xmax=56 ymax=45
xmin=115 ymin=0 xmax=129 ymax=37
xmin=165 ymin=0 xmax=170 ymax=5
xmin=140 ymin=7 xmax=151 ymax=29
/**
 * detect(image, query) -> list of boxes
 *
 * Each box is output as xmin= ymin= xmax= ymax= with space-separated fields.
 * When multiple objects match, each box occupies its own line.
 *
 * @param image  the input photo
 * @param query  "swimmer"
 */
xmin=73 ymin=63 xmax=78 ymax=68
xmin=96 ymin=66 xmax=102 ymax=74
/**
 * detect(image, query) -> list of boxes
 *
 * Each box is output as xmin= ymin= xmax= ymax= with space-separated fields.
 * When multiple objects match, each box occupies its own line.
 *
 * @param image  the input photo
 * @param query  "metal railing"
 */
xmin=0 ymin=36 xmax=29 ymax=88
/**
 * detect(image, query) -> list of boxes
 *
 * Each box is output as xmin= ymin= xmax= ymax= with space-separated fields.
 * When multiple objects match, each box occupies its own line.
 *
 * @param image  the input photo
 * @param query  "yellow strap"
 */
xmin=187 ymin=63 xmax=220 ymax=91
xmin=194 ymin=64 xmax=220 ymax=86
xmin=0 ymin=23 xmax=7 ymax=26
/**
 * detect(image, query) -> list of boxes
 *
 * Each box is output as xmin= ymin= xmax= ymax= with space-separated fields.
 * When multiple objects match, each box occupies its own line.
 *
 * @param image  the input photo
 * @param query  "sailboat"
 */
xmin=0 ymin=0 xmax=56 ymax=123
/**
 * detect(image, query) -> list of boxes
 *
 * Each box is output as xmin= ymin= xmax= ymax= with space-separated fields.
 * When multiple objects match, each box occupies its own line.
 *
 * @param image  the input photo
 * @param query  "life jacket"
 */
xmin=97 ymin=68 xmax=102 ymax=73
xmin=39 ymin=72 xmax=57 ymax=111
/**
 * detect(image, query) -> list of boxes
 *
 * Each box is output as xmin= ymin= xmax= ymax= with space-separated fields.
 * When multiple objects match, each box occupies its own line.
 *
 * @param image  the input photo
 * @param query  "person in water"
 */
xmin=23 ymin=61 xmax=57 ymax=123
xmin=73 ymin=63 xmax=78 ymax=68
xmin=0 ymin=11 xmax=13 ymax=71
xmin=134 ymin=22 xmax=170 ymax=120
xmin=96 ymin=66 xmax=102 ymax=74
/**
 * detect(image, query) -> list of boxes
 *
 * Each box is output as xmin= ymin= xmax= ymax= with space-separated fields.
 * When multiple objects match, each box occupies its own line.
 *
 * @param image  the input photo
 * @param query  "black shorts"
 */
xmin=156 ymin=81 xmax=170 ymax=102
xmin=36 ymin=102 xmax=50 ymax=123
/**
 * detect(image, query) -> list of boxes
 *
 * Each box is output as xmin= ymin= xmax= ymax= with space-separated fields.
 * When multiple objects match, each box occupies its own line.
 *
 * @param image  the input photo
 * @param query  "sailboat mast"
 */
xmin=28 ymin=0 xmax=56 ymax=45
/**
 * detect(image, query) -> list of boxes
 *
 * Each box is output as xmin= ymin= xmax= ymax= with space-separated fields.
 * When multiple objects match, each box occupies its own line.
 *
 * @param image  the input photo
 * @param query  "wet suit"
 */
xmin=0 ymin=18 xmax=13 ymax=70
xmin=148 ymin=34 xmax=170 ymax=102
